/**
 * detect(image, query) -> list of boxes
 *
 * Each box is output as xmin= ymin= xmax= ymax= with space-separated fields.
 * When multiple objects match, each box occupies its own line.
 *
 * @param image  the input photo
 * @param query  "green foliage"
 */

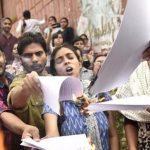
xmin=115 ymin=112 xmax=128 ymax=150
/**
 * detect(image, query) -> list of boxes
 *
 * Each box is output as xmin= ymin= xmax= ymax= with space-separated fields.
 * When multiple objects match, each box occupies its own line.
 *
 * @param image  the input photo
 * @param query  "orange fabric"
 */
xmin=0 ymin=129 xmax=6 ymax=150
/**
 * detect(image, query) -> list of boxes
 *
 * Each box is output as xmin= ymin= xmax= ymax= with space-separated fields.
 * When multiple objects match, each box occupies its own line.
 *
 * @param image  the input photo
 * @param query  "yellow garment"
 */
xmin=7 ymin=72 xmax=45 ymax=137
xmin=115 ymin=61 xmax=150 ymax=122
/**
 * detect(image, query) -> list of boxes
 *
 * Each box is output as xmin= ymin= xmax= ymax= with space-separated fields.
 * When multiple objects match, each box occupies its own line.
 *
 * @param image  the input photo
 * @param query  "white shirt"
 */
xmin=16 ymin=19 xmax=45 ymax=34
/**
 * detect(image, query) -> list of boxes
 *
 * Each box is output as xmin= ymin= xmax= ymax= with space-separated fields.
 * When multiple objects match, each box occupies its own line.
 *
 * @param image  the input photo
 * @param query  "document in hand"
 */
xmin=38 ymin=76 xmax=83 ymax=115
xmin=90 ymin=0 xmax=150 ymax=94
xmin=87 ymin=95 xmax=150 ymax=112
xmin=21 ymin=134 xmax=90 ymax=150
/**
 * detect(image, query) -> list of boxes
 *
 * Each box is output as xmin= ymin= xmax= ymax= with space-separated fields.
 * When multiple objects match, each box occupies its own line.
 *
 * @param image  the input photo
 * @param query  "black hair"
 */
xmin=93 ymin=53 xmax=107 ymax=63
xmin=80 ymin=34 xmax=88 ymax=40
xmin=0 ymin=45 xmax=4 ymax=53
xmin=72 ymin=36 xmax=85 ymax=45
xmin=60 ymin=17 xmax=69 ymax=25
xmin=17 ymin=32 xmax=49 ymax=55
xmin=2 ymin=17 xmax=12 ymax=24
xmin=50 ymin=43 xmax=80 ymax=75
xmin=23 ymin=10 xmax=31 ymax=19
xmin=73 ymin=46 xmax=83 ymax=58
xmin=49 ymin=16 xmax=57 ymax=23
xmin=52 ymin=31 xmax=64 ymax=47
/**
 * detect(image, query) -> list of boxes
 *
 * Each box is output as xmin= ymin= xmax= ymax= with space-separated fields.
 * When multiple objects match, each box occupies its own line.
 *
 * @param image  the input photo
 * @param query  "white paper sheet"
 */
xmin=39 ymin=76 xmax=83 ymax=115
xmin=87 ymin=95 xmax=150 ymax=111
xmin=90 ymin=0 xmax=150 ymax=94
xmin=21 ymin=134 xmax=90 ymax=150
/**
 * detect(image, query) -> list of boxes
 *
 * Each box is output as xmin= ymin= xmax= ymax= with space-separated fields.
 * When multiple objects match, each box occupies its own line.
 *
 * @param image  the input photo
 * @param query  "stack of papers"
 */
xmin=88 ymin=95 xmax=150 ymax=111
xmin=21 ymin=134 xmax=90 ymax=150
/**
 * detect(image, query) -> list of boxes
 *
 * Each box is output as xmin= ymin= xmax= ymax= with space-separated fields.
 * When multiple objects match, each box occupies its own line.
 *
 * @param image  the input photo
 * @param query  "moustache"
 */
xmin=30 ymin=64 xmax=45 ymax=71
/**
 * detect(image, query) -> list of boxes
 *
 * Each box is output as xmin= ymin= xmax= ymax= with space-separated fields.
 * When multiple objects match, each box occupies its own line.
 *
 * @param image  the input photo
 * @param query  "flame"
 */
xmin=0 ymin=129 xmax=6 ymax=150
xmin=72 ymin=94 xmax=77 ymax=102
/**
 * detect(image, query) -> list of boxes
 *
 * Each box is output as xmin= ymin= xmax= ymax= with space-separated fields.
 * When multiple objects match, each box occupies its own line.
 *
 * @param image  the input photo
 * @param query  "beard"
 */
xmin=22 ymin=63 xmax=46 ymax=74
xmin=0 ymin=66 xmax=5 ymax=77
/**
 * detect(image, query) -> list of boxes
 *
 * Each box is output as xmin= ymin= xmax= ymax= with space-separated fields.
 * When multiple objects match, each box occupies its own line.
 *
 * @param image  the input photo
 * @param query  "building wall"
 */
xmin=0 ymin=0 xmax=3 ymax=18
xmin=1 ymin=0 xmax=81 ymax=36
xmin=1 ymin=0 xmax=127 ymax=37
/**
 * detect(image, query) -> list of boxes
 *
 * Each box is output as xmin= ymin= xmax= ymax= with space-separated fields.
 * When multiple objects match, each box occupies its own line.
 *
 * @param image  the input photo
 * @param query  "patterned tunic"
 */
xmin=43 ymin=100 xmax=109 ymax=150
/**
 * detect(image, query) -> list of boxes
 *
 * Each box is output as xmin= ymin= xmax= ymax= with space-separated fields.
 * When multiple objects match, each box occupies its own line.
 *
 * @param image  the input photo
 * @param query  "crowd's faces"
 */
xmin=60 ymin=19 xmax=68 ymax=29
xmin=20 ymin=43 xmax=47 ymax=74
xmin=54 ymin=47 xmax=82 ymax=77
xmin=73 ymin=41 xmax=85 ymax=51
xmin=0 ymin=51 xmax=6 ymax=76
xmin=93 ymin=55 xmax=106 ymax=75
xmin=12 ymin=43 xmax=18 ymax=56
xmin=54 ymin=34 xmax=64 ymax=47
xmin=48 ymin=17 xmax=56 ymax=26
xmin=101 ymin=48 xmax=109 ymax=56
xmin=1 ymin=19 xmax=12 ymax=33
xmin=80 ymin=35 xmax=88 ymax=45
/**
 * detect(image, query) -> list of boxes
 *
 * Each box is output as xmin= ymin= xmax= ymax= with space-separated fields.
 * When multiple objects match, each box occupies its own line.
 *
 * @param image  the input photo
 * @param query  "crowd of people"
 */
xmin=0 ymin=9 xmax=150 ymax=150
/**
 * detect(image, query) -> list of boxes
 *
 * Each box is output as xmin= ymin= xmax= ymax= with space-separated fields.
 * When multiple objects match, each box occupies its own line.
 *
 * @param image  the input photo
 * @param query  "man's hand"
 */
xmin=22 ymin=125 xmax=40 ymax=141
xmin=22 ymin=71 xmax=43 ymax=97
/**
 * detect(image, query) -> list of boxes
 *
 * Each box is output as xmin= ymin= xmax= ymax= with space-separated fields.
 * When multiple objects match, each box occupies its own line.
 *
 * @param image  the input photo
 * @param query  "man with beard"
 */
xmin=0 ymin=17 xmax=17 ymax=64
xmin=0 ymin=46 xmax=40 ymax=150
xmin=7 ymin=32 xmax=49 ymax=140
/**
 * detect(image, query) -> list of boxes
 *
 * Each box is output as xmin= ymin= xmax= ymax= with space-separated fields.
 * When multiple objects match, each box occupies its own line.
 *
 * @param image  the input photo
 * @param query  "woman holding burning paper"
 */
xmin=42 ymin=44 xmax=119 ymax=150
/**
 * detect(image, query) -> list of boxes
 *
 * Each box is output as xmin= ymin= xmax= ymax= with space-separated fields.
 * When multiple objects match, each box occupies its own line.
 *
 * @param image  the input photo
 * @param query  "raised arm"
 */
xmin=9 ymin=71 xmax=43 ymax=108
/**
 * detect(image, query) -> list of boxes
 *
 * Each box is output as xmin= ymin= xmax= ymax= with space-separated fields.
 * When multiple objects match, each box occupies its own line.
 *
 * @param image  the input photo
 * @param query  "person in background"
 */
xmin=73 ymin=36 xmax=92 ymax=69
xmin=0 ymin=17 xmax=17 ymax=64
xmin=16 ymin=10 xmax=45 ymax=36
xmin=60 ymin=17 xmax=74 ymax=45
xmin=46 ymin=31 xmax=64 ymax=73
xmin=51 ymin=31 xmax=64 ymax=51
xmin=44 ymin=16 xmax=61 ymax=69
xmin=73 ymin=46 xmax=93 ymax=88
xmin=42 ymin=44 xmax=119 ymax=150
xmin=92 ymin=53 xmax=107 ymax=77
xmin=80 ymin=34 xmax=92 ymax=54
xmin=44 ymin=16 xmax=61 ymax=51
xmin=6 ymin=43 xmax=23 ymax=76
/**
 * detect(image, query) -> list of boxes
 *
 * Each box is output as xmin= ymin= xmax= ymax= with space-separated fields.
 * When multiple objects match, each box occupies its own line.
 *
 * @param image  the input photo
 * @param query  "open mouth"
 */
xmin=66 ymin=66 xmax=73 ymax=72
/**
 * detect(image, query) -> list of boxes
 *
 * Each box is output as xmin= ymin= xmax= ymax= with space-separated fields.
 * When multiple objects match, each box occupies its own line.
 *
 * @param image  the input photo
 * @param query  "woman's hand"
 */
xmin=76 ymin=95 xmax=95 ymax=115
